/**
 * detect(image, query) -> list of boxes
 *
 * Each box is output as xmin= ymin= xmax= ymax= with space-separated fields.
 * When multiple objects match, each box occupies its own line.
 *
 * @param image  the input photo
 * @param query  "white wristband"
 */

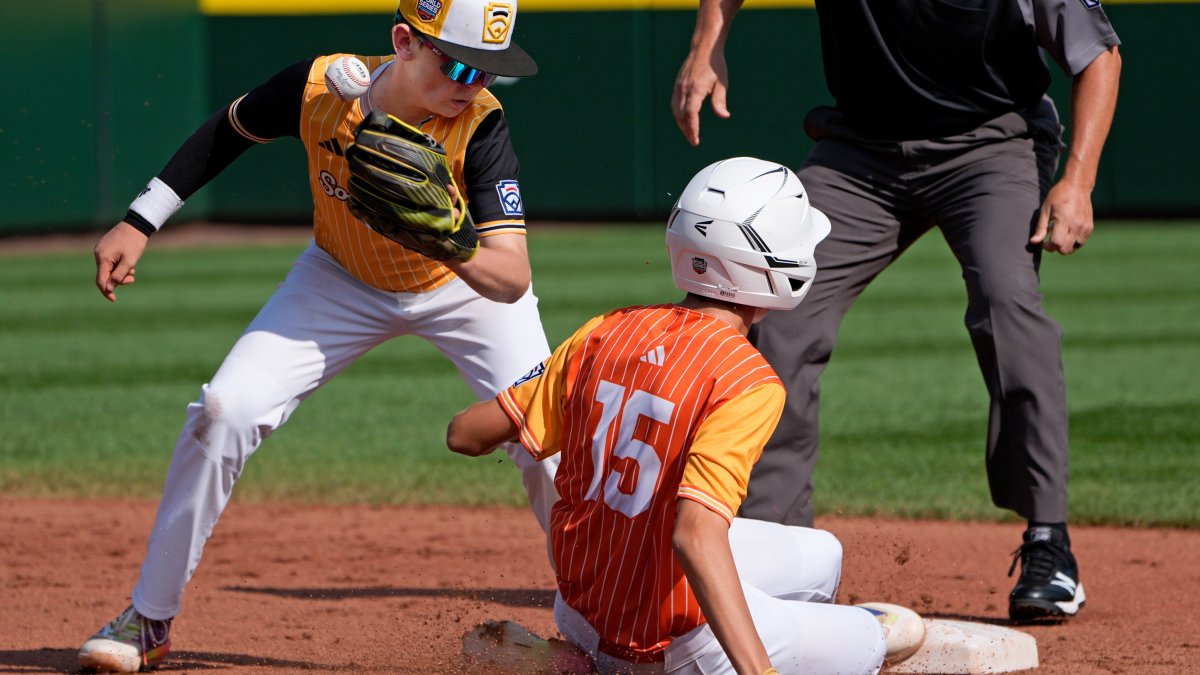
xmin=128 ymin=177 xmax=185 ymax=231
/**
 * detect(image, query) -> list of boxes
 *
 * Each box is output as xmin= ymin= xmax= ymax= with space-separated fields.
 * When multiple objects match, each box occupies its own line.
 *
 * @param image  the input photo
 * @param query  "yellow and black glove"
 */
xmin=345 ymin=110 xmax=478 ymax=262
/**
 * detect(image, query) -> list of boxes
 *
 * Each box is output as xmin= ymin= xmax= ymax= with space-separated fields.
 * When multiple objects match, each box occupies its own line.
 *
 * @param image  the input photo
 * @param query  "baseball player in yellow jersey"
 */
xmin=80 ymin=1 xmax=557 ymax=672
xmin=448 ymin=159 xmax=922 ymax=674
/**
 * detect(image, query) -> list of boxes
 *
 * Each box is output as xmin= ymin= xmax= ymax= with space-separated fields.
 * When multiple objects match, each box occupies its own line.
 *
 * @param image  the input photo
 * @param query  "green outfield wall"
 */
xmin=1 ymin=0 xmax=207 ymax=233
xmin=1 ymin=1 xmax=1195 ymax=233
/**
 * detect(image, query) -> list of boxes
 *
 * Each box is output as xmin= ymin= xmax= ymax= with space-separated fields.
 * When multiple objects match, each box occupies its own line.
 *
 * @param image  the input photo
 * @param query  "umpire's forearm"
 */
xmin=690 ymin=0 xmax=745 ymax=51
xmin=446 ymin=246 xmax=532 ymax=303
xmin=1061 ymin=46 xmax=1121 ymax=190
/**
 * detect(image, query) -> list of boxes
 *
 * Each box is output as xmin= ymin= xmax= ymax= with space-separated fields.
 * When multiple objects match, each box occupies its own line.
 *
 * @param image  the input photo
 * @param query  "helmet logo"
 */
xmin=692 ymin=257 xmax=708 ymax=274
xmin=694 ymin=223 xmax=709 ymax=236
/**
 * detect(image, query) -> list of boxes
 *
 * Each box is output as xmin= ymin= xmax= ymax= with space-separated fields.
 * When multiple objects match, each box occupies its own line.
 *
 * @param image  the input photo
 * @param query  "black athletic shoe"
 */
xmin=1008 ymin=527 xmax=1086 ymax=622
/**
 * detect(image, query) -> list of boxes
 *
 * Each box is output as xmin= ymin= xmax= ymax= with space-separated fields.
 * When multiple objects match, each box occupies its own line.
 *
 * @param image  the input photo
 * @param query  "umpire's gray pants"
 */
xmin=742 ymin=109 xmax=1070 ymax=526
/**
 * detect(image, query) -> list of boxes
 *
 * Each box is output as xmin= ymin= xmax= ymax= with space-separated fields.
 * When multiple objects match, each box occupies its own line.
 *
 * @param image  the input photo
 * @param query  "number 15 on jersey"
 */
xmin=584 ymin=380 xmax=676 ymax=519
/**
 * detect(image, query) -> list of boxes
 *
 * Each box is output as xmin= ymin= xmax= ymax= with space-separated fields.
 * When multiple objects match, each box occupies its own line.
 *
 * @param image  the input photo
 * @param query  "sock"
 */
xmin=1027 ymin=521 xmax=1069 ymax=547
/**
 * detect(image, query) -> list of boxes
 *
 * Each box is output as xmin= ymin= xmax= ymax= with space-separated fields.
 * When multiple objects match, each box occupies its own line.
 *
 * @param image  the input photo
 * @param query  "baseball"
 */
xmin=325 ymin=56 xmax=371 ymax=101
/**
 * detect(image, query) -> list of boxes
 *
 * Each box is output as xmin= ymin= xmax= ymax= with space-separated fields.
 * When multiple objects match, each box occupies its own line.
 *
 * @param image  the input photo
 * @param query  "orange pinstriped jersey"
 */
xmin=227 ymin=53 xmax=525 ymax=292
xmin=497 ymin=304 xmax=785 ymax=662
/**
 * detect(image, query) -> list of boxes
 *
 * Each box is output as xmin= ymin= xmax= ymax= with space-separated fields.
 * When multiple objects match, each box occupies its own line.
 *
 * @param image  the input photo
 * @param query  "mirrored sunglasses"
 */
xmin=417 ymin=34 xmax=498 ymax=88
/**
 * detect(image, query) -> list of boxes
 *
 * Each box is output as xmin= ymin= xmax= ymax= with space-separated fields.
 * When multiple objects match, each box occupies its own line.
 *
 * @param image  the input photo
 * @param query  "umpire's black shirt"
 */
xmin=814 ymin=0 xmax=1121 ymax=141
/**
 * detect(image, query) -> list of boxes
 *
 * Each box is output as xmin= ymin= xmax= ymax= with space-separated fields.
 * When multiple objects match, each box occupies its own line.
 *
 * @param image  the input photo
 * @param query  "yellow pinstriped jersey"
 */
xmin=227 ymin=53 xmax=526 ymax=292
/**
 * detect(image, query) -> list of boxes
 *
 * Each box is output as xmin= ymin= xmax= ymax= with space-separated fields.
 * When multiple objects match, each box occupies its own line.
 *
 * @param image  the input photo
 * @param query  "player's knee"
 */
xmin=185 ymin=381 xmax=280 ymax=460
xmin=798 ymin=529 xmax=844 ymax=599
xmin=809 ymin=529 xmax=844 ymax=573
xmin=195 ymin=384 xmax=259 ymax=432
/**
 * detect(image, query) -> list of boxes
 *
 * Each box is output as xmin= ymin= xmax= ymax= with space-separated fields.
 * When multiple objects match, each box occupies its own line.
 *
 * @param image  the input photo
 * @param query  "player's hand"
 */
xmin=671 ymin=47 xmax=731 ymax=147
xmin=94 ymin=221 xmax=149 ymax=302
xmin=1031 ymin=179 xmax=1094 ymax=256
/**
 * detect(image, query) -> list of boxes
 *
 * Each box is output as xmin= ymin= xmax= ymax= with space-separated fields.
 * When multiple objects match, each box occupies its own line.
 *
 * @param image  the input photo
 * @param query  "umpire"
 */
xmin=672 ymin=0 xmax=1121 ymax=622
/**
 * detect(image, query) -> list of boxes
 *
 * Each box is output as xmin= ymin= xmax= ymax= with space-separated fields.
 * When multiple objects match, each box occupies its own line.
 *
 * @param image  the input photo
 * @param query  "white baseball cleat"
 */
xmin=856 ymin=602 xmax=926 ymax=665
xmin=78 ymin=605 xmax=172 ymax=672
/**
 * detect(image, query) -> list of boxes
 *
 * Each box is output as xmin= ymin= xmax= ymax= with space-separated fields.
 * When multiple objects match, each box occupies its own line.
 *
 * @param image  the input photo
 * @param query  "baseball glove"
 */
xmin=345 ymin=110 xmax=479 ymax=262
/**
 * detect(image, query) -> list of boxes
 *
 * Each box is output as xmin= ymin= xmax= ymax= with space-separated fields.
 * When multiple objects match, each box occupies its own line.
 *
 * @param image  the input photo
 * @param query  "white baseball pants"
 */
xmin=555 ymin=518 xmax=887 ymax=675
xmin=131 ymin=242 xmax=557 ymax=620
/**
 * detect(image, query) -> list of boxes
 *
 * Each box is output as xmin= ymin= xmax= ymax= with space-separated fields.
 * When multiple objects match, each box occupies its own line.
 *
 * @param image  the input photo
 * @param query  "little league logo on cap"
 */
xmin=397 ymin=0 xmax=537 ymax=77
xmin=483 ymin=3 xmax=513 ymax=44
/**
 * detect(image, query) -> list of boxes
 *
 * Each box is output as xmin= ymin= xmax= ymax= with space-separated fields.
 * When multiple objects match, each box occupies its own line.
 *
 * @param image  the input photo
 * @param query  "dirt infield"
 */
xmin=3 ymin=224 xmax=1198 ymax=673
xmin=2 ymin=498 xmax=1197 ymax=674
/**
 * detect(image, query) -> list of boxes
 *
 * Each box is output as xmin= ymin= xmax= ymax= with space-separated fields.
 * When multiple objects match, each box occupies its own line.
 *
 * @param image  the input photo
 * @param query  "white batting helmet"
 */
xmin=666 ymin=157 xmax=831 ymax=311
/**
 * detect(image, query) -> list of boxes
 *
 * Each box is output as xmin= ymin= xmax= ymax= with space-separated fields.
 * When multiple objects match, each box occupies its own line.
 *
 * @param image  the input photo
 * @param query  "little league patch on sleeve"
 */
xmin=496 ymin=180 xmax=524 ymax=217
xmin=1079 ymin=0 xmax=1101 ymax=9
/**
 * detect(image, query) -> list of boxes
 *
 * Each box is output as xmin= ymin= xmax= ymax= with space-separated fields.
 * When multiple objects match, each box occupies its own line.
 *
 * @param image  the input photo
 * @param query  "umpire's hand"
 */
xmin=94 ymin=221 xmax=147 ymax=302
xmin=1032 ymin=180 xmax=1094 ymax=256
xmin=671 ymin=47 xmax=731 ymax=147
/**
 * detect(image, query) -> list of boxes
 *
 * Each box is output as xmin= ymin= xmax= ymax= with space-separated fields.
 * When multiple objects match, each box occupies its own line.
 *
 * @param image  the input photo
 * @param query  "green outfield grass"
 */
xmin=1 ymin=222 xmax=1197 ymax=526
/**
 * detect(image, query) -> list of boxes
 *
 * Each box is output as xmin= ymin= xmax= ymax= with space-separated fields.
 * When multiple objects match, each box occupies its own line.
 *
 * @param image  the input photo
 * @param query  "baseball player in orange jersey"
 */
xmin=449 ymin=158 xmax=921 ymax=674
xmin=79 ymin=1 xmax=558 ymax=672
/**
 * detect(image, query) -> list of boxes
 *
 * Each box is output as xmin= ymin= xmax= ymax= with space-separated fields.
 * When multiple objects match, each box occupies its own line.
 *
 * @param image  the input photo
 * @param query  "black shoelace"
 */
xmin=1008 ymin=541 xmax=1061 ymax=580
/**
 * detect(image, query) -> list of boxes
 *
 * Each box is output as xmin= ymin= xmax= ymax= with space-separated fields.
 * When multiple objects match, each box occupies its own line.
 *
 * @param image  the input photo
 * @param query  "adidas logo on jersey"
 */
xmin=319 ymin=138 xmax=344 ymax=156
xmin=639 ymin=346 xmax=666 ymax=366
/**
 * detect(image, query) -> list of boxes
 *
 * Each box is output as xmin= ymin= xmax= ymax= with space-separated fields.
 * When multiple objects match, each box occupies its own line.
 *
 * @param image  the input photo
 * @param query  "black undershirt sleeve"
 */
xmin=126 ymin=59 xmax=313 ymax=234
xmin=462 ymin=109 xmax=523 ymax=226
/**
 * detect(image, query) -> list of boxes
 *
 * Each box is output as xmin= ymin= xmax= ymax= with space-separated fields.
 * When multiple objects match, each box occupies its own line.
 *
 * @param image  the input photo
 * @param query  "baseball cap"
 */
xmin=396 ymin=0 xmax=537 ymax=77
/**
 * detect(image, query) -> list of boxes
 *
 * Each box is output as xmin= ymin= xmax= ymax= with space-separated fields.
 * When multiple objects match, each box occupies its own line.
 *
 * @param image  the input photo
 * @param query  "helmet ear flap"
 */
xmin=669 ymin=244 xmax=739 ymax=301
